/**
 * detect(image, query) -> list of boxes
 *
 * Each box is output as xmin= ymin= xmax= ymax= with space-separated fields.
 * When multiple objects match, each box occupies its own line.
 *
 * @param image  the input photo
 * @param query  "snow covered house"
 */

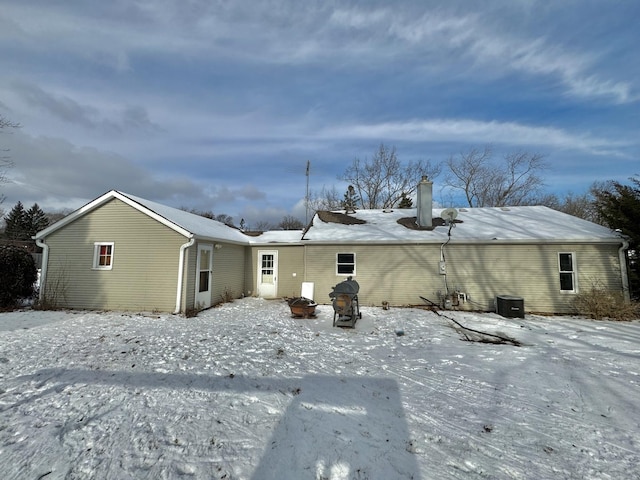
xmin=295 ymin=207 xmax=630 ymax=314
xmin=35 ymin=183 xmax=630 ymax=315
xmin=34 ymin=191 xmax=249 ymax=313
xmin=291 ymin=179 xmax=630 ymax=314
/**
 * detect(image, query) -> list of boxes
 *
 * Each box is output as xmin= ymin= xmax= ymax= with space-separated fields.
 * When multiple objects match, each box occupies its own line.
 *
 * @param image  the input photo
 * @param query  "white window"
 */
xmin=558 ymin=252 xmax=576 ymax=292
xmin=336 ymin=253 xmax=356 ymax=276
xmin=93 ymin=242 xmax=114 ymax=270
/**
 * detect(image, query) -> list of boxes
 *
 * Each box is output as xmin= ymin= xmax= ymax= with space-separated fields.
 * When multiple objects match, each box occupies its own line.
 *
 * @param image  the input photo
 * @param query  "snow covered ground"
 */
xmin=1 ymin=298 xmax=639 ymax=479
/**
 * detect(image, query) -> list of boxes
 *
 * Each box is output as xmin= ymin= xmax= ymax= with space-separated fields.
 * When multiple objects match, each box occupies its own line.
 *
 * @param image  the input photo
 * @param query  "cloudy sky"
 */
xmin=0 ymin=0 xmax=638 ymax=227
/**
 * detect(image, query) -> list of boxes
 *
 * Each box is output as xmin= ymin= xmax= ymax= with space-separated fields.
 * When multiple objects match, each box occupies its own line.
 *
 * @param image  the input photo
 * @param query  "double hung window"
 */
xmin=93 ymin=242 xmax=114 ymax=270
xmin=558 ymin=252 xmax=576 ymax=292
xmin=336 ymin=253 xmax=356 ymax=276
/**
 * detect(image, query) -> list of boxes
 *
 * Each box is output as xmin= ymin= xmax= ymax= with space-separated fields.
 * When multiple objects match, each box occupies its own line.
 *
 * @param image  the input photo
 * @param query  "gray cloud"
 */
xmin=0 ymin=130 xmax=279 ymax=225
xmin=1 ymin=131 xmax=201 ymax=208
xmin=11 ymin=81 xmax=162 ymax=134
xmin=12 ymin=81 xmax=99 ymax=127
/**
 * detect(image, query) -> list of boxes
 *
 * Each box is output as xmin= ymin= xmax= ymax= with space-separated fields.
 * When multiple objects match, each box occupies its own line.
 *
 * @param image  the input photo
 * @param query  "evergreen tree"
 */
xmin=0 ymin=245 xmax=37 ymax=308
xmin=3 ymin=202 xmax=50 ymax=244
xmin=593 ymin=177 xmax=640 ymax=299
xmin=342 ymin=185 xmax=359 ymax=214
xmin=4 ymin=201 xmax=28 ymax=241
xmin=398 ymin=192 xmax=413 ymax=208
xmin=26 ymin=203 xmax=49 ymax=237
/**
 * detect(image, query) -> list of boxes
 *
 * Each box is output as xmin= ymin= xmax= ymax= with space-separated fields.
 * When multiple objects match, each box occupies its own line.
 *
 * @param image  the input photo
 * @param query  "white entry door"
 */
xmin=257 ymin=250 xmax=278 ymax=298
xmin=195 ymin=244 xmax=213 ymax=308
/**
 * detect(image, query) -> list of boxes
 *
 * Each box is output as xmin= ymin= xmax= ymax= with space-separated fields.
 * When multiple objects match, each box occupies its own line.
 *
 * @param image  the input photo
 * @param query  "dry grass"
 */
xmin=572 ymin=285 xmax=639 ymax=321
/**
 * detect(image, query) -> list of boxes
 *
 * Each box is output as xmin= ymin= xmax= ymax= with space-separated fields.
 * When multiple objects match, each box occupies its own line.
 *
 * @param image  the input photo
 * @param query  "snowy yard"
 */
xmin=1 ymin=298 xmax=639 ymax=479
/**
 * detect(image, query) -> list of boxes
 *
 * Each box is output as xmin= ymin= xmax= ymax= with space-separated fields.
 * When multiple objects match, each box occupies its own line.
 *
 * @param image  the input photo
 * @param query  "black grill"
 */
xmin=329 ymin=276 xmax=362 ymax=327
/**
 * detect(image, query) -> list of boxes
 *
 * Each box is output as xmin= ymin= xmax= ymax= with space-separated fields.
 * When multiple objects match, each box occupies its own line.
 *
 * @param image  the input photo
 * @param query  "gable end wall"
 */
xmin=43 ymin=198 xmax=187 ymax=312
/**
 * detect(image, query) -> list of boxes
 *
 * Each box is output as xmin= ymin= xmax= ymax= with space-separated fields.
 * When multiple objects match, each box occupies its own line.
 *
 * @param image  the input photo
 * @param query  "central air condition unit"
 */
xmin=496 ymin=295 xmax=524 ymax=319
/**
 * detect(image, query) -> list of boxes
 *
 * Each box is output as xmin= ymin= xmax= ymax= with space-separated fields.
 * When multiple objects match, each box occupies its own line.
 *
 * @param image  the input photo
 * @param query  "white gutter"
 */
xmin=619 ymin=238 xmax=631 ymax=303
xmin=174 ymin=237 xmax=195 ymax=314
xmin=35 ymin=237 xmax=49 ymax=303
xmin=300 ymin=238 xmax=624 ymax=246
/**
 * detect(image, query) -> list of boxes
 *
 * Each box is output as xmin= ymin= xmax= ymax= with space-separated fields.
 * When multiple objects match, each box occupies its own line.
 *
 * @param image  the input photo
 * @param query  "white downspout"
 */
xmin=619 ymin=239 xmax=630 ymax=303
xmin=35 ymin=238 xmax=49 ymax=303
xmin=175 ymin=237 xmax=195 ymax=314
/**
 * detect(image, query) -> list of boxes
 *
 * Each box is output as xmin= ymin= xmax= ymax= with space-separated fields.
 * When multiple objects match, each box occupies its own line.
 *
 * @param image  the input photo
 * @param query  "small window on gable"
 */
xmin=336 ymin=253 xmax=356 ymax=276
xmin=558 ymin=252 xmax=576 ymax=292
xmin=93 ymin=242 xmax=114 ymax=270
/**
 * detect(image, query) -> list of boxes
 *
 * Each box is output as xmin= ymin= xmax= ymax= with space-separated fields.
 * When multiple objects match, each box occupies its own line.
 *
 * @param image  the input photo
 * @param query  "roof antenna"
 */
xmin=305 ymin=160 xmax=310 ymax=224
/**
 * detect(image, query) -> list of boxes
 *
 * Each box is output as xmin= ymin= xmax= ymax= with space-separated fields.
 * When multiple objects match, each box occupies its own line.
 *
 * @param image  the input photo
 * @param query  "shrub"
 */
xmin=33 ymin=263 xmax=69 ymax=311
xmin=572 ymin=285 xmax=639 ymax=321
xmin=220 ymin=288 xmax=234 ymax=304
xmin=0 ymin=245 xmax=38 ymax=309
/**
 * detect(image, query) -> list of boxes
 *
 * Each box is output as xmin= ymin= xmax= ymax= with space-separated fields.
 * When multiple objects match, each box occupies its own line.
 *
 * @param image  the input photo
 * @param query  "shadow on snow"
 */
xmin=12 ymin=368 xmax=422 ymax=479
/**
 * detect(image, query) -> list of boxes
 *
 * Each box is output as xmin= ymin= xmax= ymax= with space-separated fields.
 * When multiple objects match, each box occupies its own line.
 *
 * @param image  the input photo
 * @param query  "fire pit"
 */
xmin=288 ymin=297 xmax=317 ymax=318
xmin=329 ymin=276 xmax=361 ymax=328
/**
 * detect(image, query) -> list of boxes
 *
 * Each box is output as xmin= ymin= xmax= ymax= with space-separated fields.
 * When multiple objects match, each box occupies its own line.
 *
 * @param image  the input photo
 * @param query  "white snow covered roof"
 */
xmin=36 ymin=191 xmax=624 ymax=247
xmin=35 ymin=190 xmax=250 ymax=244
xmin=301 ymin=206 xmax=625 ymax=244
xmin=247 ymin=230 xmax=304 ymax=244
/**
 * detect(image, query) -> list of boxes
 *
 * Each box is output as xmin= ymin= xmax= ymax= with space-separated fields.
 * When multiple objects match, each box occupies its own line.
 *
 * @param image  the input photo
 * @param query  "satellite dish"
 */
xmin=441 ymin=208 xmax=458 ymax=223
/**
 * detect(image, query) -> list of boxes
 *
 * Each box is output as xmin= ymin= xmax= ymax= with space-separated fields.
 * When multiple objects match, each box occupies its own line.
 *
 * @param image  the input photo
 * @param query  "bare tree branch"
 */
xmin=341 ymin=143 xmax=441 ymax=209
xmin=307 ymin=185 xmax=343 ymax=212
xmin=445 ymin=146 xmax=548 ymax=207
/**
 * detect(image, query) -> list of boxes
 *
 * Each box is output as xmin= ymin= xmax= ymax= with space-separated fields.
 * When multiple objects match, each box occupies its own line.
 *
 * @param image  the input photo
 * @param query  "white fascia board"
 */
xmin=34 ymin=190 xmax=193 ymax=240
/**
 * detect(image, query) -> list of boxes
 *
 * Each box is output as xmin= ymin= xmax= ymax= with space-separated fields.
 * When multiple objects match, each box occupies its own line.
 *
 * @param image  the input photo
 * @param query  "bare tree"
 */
xmin=341 ymin=144 xmax=441 ymax=209
xmin=278 ymin=215 xmax=304 ymax=230
xmin=253 ymin=220 xmax=275 ymax=232
xmin=180 ymin=207 xmax=235 ymax=226
xmin=46 ymin=208 xmax=74 ymax=225
xmin=307 ymin=185 xmax=343 ymax=212
xmin=214 ymin=213 xmax=234 ymax=227
xmin=445 ymin=146 xmax=548 ymax=207
xmin=541 ymin=190 xmax=599 ymax=223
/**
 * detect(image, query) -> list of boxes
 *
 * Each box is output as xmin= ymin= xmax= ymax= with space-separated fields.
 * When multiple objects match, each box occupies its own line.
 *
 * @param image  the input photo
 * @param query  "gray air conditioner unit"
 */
xmin=496 ymin=295 xmax=524 ymax=319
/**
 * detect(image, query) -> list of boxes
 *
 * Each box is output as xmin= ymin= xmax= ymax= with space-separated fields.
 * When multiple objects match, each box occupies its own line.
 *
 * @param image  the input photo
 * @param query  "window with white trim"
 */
xmin=336 ymin=253 xmax=356 ymax=276
xmin=93 ymin=242 xmax=114 ymax=270
xmin=558 ymin=252 xmax=576 ymax=292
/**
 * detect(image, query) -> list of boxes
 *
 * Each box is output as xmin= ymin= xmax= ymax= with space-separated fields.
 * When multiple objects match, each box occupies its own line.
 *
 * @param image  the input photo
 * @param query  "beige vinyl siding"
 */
xmin=303 ymin=244 xmax=441 ymax=307
xmin=246 ymin=246 xmax=305 ymax=299
xmin=211 ymin=243 xmax=245 ymax=304
xmin=276 ymin=246 xmax=305 ymax=298
xmin=182 ymin=242 xmax=246 ymax=310
xmin=302 ymin=242 xmax=624 ymax=314
xmin=443 ymin=243 xmax=624 ymax=313
xmin=43 ymin=198 xmax=187 ymax=312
